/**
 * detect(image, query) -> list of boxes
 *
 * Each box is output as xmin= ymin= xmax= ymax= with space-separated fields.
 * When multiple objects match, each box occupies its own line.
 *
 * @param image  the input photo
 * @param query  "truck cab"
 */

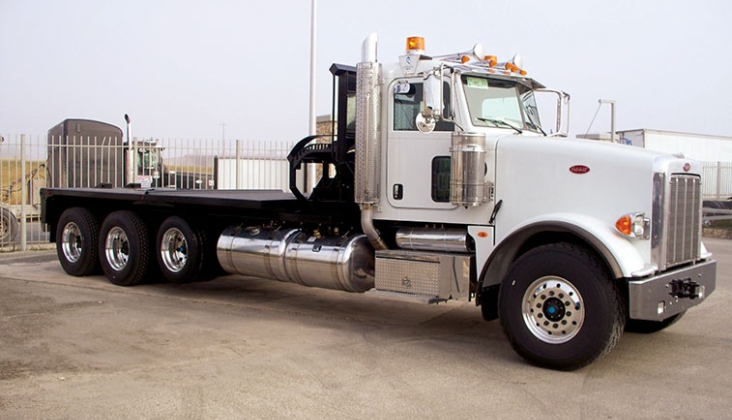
xmin=292 ymin=35 xmax=715 ymax=369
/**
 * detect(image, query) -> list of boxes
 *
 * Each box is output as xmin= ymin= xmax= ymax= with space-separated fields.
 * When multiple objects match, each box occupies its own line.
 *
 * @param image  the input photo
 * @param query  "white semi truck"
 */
xmin=41 ymin=35 xmax=716 ymax=370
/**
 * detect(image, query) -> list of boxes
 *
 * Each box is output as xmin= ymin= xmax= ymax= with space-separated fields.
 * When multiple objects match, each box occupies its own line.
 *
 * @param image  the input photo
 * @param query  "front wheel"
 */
xmin=499 ymin=243 xmax=625 ymax=370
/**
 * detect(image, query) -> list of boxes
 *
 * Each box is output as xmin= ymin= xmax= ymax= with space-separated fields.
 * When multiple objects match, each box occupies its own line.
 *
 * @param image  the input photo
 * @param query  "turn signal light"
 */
xmin=615 ymin=213 xmax=650 ymax=239
xmin=615 ymin=215 xmax=633 ymax=236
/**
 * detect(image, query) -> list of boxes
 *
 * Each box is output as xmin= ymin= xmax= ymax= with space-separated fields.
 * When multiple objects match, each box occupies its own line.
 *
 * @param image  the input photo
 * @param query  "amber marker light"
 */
xmin=406 ymin=36 xmax=425 ymax=51
xmin=485 ymin=55 xmax=497 ymax=67
xmin=615 ymin=213 xmax=650 ymax=238
xmin=615 ymin=215 xmax=633 ymax=236
xmin=461 ymin=55 xmax=471 ymax=63
xmin=477 ymin=231 xmax=489 ymax=238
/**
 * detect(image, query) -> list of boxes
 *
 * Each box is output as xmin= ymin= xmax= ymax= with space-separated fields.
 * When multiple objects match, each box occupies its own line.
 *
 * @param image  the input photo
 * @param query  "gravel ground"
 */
xmin=0 ymin=238 xmax=730 ymax=420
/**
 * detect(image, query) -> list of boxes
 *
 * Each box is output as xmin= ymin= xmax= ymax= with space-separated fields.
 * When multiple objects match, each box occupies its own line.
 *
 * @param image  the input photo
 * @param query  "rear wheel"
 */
xmin=1 ymin=207 xmax=19 ymax=244
xmin=56 ymin=207 xmax=100 ymax=276
xmin=499 ymin=243 xmax=625 ymax=370
xmin=156 ymin=216 xmax=207 ymax=283
xmin=99 ymin=211 xmax=151 ymax=286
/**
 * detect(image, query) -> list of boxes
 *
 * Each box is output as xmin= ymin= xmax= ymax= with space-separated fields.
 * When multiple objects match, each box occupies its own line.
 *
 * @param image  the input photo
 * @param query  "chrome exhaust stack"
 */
xmin=355 ymin=34 xmax=387 ymax=250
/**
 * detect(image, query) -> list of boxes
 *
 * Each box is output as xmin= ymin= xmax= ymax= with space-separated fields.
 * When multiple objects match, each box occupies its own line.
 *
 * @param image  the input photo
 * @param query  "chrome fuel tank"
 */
xmin=217 ymin=226 xmax=375 ymax=293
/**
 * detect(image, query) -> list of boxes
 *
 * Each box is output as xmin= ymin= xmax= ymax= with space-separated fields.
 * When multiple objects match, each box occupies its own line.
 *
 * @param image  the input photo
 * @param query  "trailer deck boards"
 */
xmin=42 ymin=187 xmax=300 ymax=210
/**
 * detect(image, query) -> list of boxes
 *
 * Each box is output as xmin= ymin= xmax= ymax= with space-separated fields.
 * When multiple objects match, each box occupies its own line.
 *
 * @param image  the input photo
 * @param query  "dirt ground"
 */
xmin=1 ymin=239 xmax=731 ymax=420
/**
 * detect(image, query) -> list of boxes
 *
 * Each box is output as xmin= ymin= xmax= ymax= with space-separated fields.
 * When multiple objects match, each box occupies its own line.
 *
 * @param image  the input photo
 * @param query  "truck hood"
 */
xmin=491 ymin=135 xmax=700 ymax=241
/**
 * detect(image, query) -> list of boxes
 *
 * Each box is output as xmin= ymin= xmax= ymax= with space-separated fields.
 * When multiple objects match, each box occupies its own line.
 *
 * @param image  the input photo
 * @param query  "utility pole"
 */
xmin=306 ymin=0 xmax=318 ymax=193
xmin=309 ymin=0 xmax=317 ymax=137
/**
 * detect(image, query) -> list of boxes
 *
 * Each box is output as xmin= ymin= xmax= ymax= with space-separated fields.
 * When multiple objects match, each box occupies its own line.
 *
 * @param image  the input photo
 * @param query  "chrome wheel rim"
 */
xmin=1 ymin=212 xmax=12 ymax=241
xmin=160 ymin=227 xmax=187 ymax=273
xmin=105 ymin=227 xmax=129 ymax=271
xmin=522 ymin=276 xmax=585 ymax=344
xmin=61 ymin=222 xmax=82 ymax=263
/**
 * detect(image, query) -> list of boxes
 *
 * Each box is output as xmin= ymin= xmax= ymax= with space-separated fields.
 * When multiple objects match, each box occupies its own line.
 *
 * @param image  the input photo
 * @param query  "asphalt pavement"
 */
xmin=0 ymin=238 xmax=730 ymax=419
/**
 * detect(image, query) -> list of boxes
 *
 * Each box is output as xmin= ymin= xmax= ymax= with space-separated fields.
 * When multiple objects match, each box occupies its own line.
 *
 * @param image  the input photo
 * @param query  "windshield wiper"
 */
xmin=477 ymin=117 xmax=523 ymax=134
xmin=526 ymin=121 xmax=547 ymax=136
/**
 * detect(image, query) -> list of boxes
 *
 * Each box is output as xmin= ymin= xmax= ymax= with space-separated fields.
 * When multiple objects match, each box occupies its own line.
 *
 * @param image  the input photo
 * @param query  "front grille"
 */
xmin=666 ymin=175 xmax=702 ymax=267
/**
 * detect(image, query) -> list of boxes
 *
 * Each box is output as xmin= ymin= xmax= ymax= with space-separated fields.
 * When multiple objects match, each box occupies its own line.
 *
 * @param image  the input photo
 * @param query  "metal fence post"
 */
xmin=20 ymin=134 xmax=27 ymax=251
xmin=717 ymin=162 xmax=722 ymax=200
xmin=236 ymin=139 xmax=241 ymax=190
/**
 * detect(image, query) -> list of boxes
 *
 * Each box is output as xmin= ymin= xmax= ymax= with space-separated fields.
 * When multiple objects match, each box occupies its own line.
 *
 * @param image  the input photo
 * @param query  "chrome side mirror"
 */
xmin=417 ymin=71 xmax=443 ymax=134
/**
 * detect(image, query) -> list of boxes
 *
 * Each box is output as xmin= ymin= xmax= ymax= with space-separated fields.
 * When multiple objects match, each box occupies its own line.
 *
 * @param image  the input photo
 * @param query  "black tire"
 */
xmin=55 ymin=207 xmax=100 ymax=276
xmin=498 ymin=243 xmax=626 ymax=371
xmin=1 ymin=207 xmax=19 ymax=244
xmin=626 ymin=311 xmax=685 ymax=333
xmin=156 ymin=216 xmax=207 ymax=283
xmin=99 ymin=211 xmax=151 ymax=286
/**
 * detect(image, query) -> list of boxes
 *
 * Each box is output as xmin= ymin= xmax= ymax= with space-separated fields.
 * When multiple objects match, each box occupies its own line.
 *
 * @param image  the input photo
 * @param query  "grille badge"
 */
xmin=569 ymin=165 xmax=590 ymax=174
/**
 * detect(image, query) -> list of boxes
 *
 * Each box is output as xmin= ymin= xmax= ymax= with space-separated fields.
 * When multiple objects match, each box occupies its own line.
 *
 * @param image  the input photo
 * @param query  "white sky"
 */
xmin=1 ymin=0 xmax=730 ymax=142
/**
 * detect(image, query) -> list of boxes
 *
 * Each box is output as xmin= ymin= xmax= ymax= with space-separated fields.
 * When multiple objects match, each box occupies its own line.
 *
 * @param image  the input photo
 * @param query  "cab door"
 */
xmin=386 ymin=78 xmax=455 ymax=210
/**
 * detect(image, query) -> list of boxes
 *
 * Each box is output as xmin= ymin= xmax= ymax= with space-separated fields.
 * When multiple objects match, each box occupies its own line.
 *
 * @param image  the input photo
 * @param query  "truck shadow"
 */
xmin=113 ymin=271 xmax=519 ymax=366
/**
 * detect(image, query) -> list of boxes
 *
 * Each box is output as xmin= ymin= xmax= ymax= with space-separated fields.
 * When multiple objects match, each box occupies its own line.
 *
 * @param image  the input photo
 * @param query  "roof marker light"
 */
xmin=406 ymin=36 xmax=425 ymax=52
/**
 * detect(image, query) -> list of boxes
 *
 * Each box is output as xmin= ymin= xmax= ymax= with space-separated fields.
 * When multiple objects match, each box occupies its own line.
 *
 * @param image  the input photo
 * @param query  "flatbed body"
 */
xmin=45 ymin=187 xmax=299 ymax=210
xmin=41 ymin=186 xmax=361 ymax=241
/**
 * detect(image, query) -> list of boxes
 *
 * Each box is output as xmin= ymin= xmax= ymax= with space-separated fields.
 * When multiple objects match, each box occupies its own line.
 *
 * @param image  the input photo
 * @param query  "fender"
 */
xmin=477 ymin=213 xmax=650 ymax=290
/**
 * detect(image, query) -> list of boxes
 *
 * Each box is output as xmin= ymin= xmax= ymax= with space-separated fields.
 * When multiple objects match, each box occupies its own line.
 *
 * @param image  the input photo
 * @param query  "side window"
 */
xmin=431 ymin=156 xmax=451 ymax=202
xmin=394 ymin=82 xmax=454 ymax=132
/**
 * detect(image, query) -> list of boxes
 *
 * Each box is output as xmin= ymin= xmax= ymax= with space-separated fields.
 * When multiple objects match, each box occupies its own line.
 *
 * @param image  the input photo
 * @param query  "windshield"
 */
xmin=137 ymin=149 xmax=159 ymax=171
xmin=462 ymin=75 xmax=543 ymax=133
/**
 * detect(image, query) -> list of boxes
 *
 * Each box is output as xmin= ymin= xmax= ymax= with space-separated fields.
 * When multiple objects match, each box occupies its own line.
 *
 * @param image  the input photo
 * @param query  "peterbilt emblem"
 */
xmin=569 ymin=165 xmax=590 ymax=174
xmin=683 ymin=163 xmax=691 ymax=172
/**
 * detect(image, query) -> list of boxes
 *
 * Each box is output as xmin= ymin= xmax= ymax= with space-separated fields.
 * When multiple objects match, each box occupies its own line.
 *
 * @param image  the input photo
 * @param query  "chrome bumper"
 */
xmin=628 ymin=259 xmax=716 ymax=321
